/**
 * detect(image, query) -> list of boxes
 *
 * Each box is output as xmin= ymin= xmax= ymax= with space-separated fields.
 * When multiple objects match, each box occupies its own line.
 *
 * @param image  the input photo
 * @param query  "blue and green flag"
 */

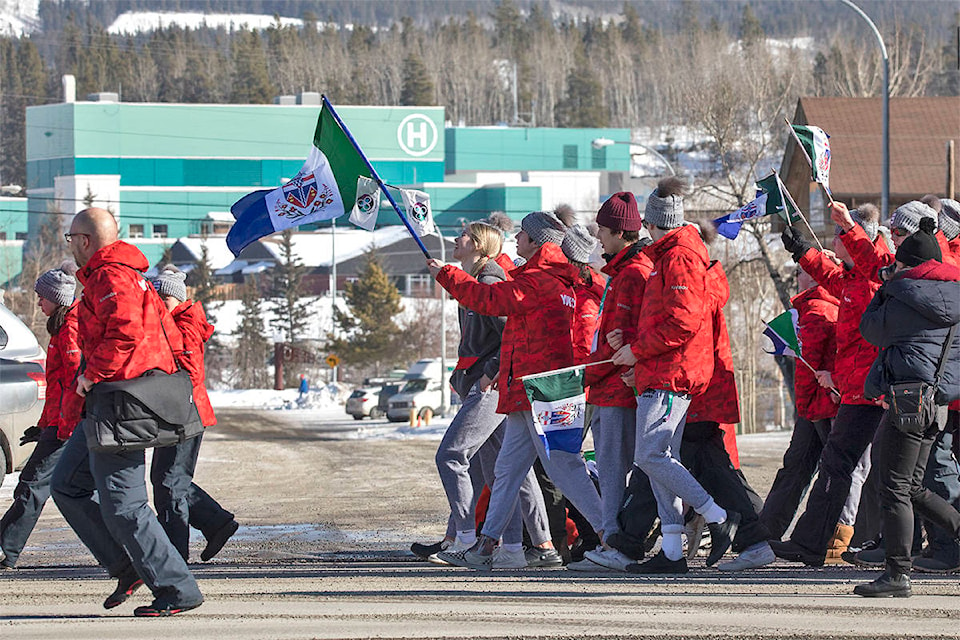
xmin=522 ymin=367 xmax=587 ymax=457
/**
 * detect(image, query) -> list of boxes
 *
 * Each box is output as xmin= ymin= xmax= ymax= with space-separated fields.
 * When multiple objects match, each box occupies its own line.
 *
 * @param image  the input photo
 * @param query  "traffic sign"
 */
xmin=325 ymin=354 xmax=340 ymax=368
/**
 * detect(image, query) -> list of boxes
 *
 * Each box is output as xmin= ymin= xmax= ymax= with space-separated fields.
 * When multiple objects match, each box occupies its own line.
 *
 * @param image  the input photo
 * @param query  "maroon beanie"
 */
xmin=597 ymin=192 xmax=642 ymax=231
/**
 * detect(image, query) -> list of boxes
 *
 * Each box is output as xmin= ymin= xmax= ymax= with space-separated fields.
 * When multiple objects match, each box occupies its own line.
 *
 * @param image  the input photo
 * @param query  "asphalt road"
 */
xmin=1 ymin=408 xmax=958 ymax=639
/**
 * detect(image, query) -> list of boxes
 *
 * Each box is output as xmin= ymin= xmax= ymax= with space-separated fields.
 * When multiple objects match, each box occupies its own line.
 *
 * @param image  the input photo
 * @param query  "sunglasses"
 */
xmin=891 ymin=227 xmax=909 ymax=238
xmin=64 ymin=232 xmax=90 ymax=243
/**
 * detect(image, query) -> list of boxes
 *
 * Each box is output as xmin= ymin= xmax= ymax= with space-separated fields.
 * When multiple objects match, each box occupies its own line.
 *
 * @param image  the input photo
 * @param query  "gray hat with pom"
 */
xmin=152 ymin=266 xmax=187 ymax=303
xmin=836 ymin=207 xmax=880 ymax=242
xmin=521 ymin=211 xmax=567 ymax=246
xmin=938 ymin=198 xmax=960 ymax=241
xmin=644 ymin=178 xmax=686 ymax=229
xmin=890 ymin=201 xmax=937 ymax=236
xmin=35 ymin=260 xmax=77 ymax=307
xmin=561 ymin=224 xmax=598 ymax=264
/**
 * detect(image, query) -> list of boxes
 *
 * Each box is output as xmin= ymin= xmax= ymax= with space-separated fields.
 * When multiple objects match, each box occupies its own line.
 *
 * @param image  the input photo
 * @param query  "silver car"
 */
xmin=0 ymin=302 xmax=46 ymax=480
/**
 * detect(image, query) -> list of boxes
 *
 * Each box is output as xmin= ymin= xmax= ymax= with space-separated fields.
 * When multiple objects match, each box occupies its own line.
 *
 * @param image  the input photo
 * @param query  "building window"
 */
xmin=152 ymin=224 xmax=168 ymax=238
xmin=591 ymin=145 xmax=606 ymax=169
xmin=406 ymin=273 xmax=433 ymax=297
xmin=15 ymin=232 xmax=27 ymax=240
xmin=128 ymin=224 xmax=144 ymax=238
xmin=0 ymin=231 xmax=6 ymax=240
xmin=563 ymin=145 xmax=578 ymax=169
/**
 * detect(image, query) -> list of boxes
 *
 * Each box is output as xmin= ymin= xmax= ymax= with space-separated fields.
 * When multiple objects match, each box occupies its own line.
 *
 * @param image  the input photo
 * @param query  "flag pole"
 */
xmin=762 ymin=321 xmax=840 ymax=396
xmin=773 ymin=168 xmax=825 ymax=252
xmin=321 ymin=95 xmax=432 ymax=259
xmin=519 ymin=359 xmax=615 ymax=382
xmin=784 ymin=116 xmax=835 ymax=206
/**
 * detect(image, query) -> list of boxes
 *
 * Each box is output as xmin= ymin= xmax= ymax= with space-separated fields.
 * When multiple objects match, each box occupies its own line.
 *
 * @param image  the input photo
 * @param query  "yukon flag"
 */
xmin=763 ymin=309 xmax=802 ymax=358
xmin=400 ymin=188 xmax=436 ymax=236
xmin=349 ymin=175 xmax=381 ymax=231
xmin=713 ymin=173 xmax=801 ymax=239
xmin=790 ymin=124 xmax=832 ymax=194
xmin=522 ymin=367 xmax=587 ymax=456
xmin=227 ymin=103 xmax=371 ymax=256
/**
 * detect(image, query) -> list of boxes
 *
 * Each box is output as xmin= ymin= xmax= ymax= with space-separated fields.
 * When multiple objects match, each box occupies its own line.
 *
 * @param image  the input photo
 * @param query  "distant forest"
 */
xmin=0 ymin=0 xmax=956 ymax=188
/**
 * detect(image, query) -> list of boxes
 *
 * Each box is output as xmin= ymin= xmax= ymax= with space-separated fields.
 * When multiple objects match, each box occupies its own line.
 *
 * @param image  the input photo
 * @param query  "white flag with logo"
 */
xmin=349 ymin=176 xmax=381 ymax=231
xmin=400 ymin=188 xmax=435 ymax=237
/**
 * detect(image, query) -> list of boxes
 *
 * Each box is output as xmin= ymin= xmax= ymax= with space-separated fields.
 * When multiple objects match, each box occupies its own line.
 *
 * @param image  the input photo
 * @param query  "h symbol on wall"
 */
xmin=405 ymin=121 xmax=429 ymax=150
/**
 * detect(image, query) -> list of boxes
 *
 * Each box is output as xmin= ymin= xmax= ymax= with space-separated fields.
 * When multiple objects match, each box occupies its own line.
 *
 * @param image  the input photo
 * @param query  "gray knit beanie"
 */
xmin=938 ymin=198 xmax=960 ymax=241
xmin=561 ymin=224 xmax=597 ymax=264
xmin=890 ymin=201 xmax=937 ymax=236
xmin=836 ymin=207 xmax=879 ymax=242
xmin=644 ymin=176 xmax=686 ymax=229
xmin=152 ymin=265 xmax=187 ymax=303
xmin=35 ymin=260 xmax=77 ymax=308
xmin=521 ymin=211 xmax=567 ymax=246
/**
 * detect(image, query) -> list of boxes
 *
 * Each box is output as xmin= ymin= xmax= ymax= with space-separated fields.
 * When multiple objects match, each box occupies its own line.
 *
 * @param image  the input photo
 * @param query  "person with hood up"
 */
xmin=611 ymin=177 xmax=740 ymax=574
xmin=0 ymin=262 xmax=82 ymax=569
xmin=854 ymin=216 xmax=960 ymax=597
xmin=151 ymin=266 xmax=238 ymax=563
xmin=428 ymin=211 xmax=601 ymax=569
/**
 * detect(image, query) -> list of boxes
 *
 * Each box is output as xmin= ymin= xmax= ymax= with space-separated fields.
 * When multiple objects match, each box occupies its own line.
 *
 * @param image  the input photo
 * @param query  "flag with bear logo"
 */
xmin=399 ymin=188 xmax=435 ymax=236
xmin=349 ymin=176 xmax=381 ymax=231
xmin=522 ymin=367 xmax=586 ymax=457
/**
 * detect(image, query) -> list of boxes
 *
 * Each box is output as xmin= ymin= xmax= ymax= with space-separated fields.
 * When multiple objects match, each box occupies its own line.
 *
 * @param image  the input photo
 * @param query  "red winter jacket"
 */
xmin=630 ymin=224 xmax=714 ymax=396
xmin=39 ymin=304 xmax=84 ymax=440
xmin=437 ymin=242 xmax=577 ymax=414
xmin=495 ymin=253 xmax=516 ymax=280
xmin=585 ymin=243 xmax=654 ymax=407
xmin=791 ymin=285 xmax=840 ymax=421
xmin=171 ymin=300 xmax=217 ymax=427
xmin=798 ymin=228 xmax=881 ymax=406
xmin=77 ymin=241 xmax=183 ymax=385
xmin=949 ymin=236 xmax=960 ymax=263
xmin=935 ymin=232 xmax=960 ymax=268
xmin=571 ymin=271 xmax=604 ymax=365
xmin=687 ymin=261 xmax=740 ymax=425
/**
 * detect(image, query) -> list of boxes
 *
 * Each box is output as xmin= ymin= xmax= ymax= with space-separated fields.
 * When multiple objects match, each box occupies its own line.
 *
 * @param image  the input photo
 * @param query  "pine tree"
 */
xmin=739 ymin=5 xmax=765 ymax=49
xmin=555 ymin=48 xmax=608 ymax=128
xmin=269 ymin=230 xmax=310 ymax=344
xmin=230 ymin=28 xmax=275 ymax=104
xmin=191 ymin=242 xmax=219 ymax=325
xmin=328 ymin=249 xmax=407 ymax=375
xmin=400 ymin=53 xmax=434 ymax=106
xmin=233 ymin=277 xmax=271 ymax=389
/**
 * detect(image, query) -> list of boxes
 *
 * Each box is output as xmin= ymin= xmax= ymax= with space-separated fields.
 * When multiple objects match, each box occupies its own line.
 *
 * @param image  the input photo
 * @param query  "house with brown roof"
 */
xmin=780 ymin=96 xmax=959 ymax=239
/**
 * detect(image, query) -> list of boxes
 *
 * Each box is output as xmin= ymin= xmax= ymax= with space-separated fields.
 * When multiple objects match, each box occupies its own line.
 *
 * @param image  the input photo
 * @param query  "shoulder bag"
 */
xmin=887 ymin=323 xmax=956 ymax=434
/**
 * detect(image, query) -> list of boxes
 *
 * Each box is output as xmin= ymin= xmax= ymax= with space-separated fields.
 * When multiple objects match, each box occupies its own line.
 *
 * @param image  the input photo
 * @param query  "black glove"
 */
xmin=19 ymin=426 xmax=42 ymax=446
xmin=781 ymin=226 xmax=813 ymax=261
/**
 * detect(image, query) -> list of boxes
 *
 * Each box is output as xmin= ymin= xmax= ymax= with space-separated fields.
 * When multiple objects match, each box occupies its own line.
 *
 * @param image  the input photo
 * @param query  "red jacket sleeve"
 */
xmin=631 ymin=251 xmax=707 ymax=360
xmin=798 ymin=249 xmax=846 ymax=300
xmin=437 ymin=264 xmax=540 ymax=317
xmin=841 ymin=224 xmax=890 ymax=282
xmin=174 ymin=315 xmax=205 ymax=387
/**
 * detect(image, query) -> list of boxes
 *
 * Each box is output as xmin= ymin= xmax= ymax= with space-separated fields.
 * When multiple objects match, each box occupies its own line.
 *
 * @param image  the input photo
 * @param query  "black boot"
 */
xmin=625 ymin=550 xmax=688 ymax=575
xmin=706 ymin=511 xmax=741 ymax=567
xmin=853 ymin=571 xmax=912 ymax=598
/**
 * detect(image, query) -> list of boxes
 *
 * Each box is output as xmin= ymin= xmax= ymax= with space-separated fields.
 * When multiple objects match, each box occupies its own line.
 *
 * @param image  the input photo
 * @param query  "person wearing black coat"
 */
xmin=855 ymin=218 xmax=960 ymax=597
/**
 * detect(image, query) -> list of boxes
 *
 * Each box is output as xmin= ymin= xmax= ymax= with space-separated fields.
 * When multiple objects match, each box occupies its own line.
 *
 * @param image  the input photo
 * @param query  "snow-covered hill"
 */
xmin=0 ymin=0 xmax=39 ymax=36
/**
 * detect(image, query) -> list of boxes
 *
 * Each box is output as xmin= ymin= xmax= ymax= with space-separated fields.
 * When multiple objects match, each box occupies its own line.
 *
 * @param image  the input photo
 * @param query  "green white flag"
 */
xmin=762 ymin=309 xmax=801 ymax=358
xmin=790 ymin=124 xmax=832 ymax=194
xmin=522 ymin=368 xmax=587 ymax=456
xmin=756 ymin=173 xmax=802 ymax=225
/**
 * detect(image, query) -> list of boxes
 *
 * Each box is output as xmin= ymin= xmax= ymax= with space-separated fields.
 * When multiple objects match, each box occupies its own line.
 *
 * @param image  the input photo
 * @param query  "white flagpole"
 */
xmin=762 ymin=320 xmax=839 ymax=397
xmin=773 ymin=168 xmax=825 ymax=252
xmin=519 ymin=359 xmax=615 ymax=382
xmin=784 ymin=116 xmax=835 ymax=206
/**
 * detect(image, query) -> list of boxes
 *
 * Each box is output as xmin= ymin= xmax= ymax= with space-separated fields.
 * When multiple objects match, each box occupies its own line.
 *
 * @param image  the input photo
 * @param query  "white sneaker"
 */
xmin=718 ymin=541 xmax=776 ymax=572
xmin=584 ymin=547 xmax=633 ymax=572
xmin=428 ymin=539 xmax=471 ymax=565
xmin=684 ymin=514 xmax=706 ymax=560
xmin=492 ymin=547 xmax=527 ymax=569
xmin=566 ymin=557 xmax=614 ymax=572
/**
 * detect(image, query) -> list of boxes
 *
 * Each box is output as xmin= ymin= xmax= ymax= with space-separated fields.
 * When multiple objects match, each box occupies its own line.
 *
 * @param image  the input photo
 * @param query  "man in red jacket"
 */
xmin=428 ymin=211 xmax=601 ymax=569
xmin=612 ymin=178 xmax=739 ymax=574
xmin=151 ymin=266 xmax=238 ymax=563
xmin=51 ymin=208 xmax=203 ymax=617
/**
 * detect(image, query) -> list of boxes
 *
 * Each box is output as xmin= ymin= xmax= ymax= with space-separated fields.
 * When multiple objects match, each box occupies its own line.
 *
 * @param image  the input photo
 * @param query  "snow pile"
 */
xmin=208 ymin=384 xmax=345 ymax=411
xmin=107 ymin=11 xmax=305 ymax=35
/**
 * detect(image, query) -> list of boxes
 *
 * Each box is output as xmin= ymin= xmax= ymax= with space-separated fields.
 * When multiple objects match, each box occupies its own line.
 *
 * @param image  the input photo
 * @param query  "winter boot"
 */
xmin=824 ymin=524 xmax=855 ymax=565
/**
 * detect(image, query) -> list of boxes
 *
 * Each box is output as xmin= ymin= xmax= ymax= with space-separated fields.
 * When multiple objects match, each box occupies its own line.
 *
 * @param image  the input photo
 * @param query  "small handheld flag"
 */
xmin=349 ymin=176 xmax=381 ymax=231
xmin=523 ymin=368 xmax=587 ymax=457
xmin=399 ymin=188 xmax=436 ymax=236
xmin=713 ymin=172 xmax=801 ymax=240
xmin=762 ymin=309 xmax=801 ymax=357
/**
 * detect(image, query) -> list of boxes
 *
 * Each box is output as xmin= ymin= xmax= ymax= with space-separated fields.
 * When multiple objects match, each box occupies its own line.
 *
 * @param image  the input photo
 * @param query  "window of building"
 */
xmin=407 ymin=274 xmax=433 ymax=297
xmin=152 ymin=224 xmax=168 ymax=238
xmin=563 ymin=145 xmax=579 ymax=169
xmin=15 ymin=232 xmax=27 ymax=240
xmin=0 ymin=231 xmax=6 ymax=240
xmin=591 ymin=145 xmax=607 ymax=169
xmin=128 ymin=224 xmax=144 ymax=238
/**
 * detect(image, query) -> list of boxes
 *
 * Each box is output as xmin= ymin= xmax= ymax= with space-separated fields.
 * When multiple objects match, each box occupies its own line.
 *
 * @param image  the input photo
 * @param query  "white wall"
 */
xmin=54 ymin=174 xmax=121 ymax=219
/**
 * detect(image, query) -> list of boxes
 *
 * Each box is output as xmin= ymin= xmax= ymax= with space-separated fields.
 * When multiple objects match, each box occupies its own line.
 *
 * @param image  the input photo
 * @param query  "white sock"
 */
xmin=457 ymin=530 xmax=477 ymax=547
xmin=661 ymin=533 xmax=683 ymax=561
xmin=502 ymin=543 xmax=523 ymax=553
xmin=700 ymin=502 xmax=727 ymax=525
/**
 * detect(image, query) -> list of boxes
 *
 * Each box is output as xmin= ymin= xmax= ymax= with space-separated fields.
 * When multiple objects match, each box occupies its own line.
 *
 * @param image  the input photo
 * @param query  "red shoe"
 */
xmin=134 ymin=598 xmax=203 ymax=617
xmin=103 ymin=574 xmax=144 ymax=609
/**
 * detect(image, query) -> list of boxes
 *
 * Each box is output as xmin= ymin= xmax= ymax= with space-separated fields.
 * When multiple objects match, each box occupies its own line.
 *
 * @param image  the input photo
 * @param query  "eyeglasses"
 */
xmin=64 ymin=232 xmax=90 ymax=243
xmin=891 ymin=227 xmax=909 ymax=238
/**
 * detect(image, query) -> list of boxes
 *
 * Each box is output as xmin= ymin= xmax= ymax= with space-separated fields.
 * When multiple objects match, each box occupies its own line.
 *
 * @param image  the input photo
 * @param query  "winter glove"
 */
xmin=781 ymin=226 xmax=814 ymax=262
xmin=19 ymin=426 xmax=42 ymax=446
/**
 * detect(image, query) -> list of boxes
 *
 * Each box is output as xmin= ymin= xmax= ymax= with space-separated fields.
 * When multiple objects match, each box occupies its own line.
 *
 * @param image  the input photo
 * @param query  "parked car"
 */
xmin=377 ymin=382 xmax=402 ymax=417
xmin=0 ymin=303 xmax=46 ymax=480
xmin=346 ymin=386 xmax=384 ymax=420
xmin=386 ymin=359 xmax=448 ymax=423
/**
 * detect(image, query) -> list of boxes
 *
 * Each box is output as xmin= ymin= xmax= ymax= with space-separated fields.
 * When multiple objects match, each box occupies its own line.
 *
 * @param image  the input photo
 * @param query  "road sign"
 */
xmin=325 ymin=354 xmax=340 ymax=368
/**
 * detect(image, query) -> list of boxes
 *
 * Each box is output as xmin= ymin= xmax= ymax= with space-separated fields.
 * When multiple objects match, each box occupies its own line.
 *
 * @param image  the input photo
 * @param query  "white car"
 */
xmin=386 ymin=378 xmax=444 ymax=423
xmin=0 ymin=303 xmax=46 ymax=478
xmin=346 ymin=386 xmax=384 ymax=420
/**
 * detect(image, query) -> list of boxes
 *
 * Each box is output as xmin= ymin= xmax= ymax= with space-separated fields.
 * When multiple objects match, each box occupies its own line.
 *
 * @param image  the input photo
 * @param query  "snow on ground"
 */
xmin=107 ymin=11 xmax=305 ymax=35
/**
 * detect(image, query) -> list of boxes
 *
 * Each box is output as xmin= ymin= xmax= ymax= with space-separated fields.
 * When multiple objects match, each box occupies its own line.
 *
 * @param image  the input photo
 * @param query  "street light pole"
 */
xmin=839 ymin=0 xmax=889 ymax=217
xmin=591 ymin=137 xmax=676 ymax=176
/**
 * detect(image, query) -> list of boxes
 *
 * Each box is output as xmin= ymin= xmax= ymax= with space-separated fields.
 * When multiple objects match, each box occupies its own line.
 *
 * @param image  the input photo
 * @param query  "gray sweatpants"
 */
xmin=633 ymin=389 xmax=717 ymax=536
xmin=436 ymin=384 xmax=550 ymax=545
xmin=592 ymin=405 xmax=637 ymax=538
xmin=481 ymin=411 xmax=602 ymax=540
xmin=840 ymin=444 xmax=872 ymax=527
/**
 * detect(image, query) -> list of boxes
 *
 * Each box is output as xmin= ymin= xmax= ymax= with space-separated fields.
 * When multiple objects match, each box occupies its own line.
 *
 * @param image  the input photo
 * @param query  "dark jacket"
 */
xmin=860 ymin=259 xmax=960 ymax=404
xmin=449 ymin=259 xmax=507 ymax=398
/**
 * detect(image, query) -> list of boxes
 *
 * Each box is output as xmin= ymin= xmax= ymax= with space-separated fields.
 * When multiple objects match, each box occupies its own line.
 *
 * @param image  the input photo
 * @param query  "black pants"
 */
xmin=879 ymin=410 xmax=960 ymax=575
xmin=790 ymin=403 xmax=886 ymax=557
xmin=609 ymin=421 xmax=768 ymax=558
xmin=921 ymin=411 xmax=960 ymax=565
xmin=759 ymin=416 xmax=831 ymax=541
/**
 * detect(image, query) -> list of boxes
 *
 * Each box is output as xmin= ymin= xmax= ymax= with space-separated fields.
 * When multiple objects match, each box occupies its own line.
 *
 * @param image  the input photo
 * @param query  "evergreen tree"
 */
xmin=230 ymin=28 xmax=275 ymax=104
xmin=269 ymin=230 xmax=310 ymax=344
xmin=739 ymin=5 xmax=765 ymax=49
xmin=328 ymin=249 xmax=407 ymax=374
xmin=555 ymin=48 xmax=608 ymax=128
xmin=399 ymin=53 xmax=434 ymax=106
xmin=191 ymin=242 xmax=220 ymax=324
xmin=232 ymin=276 xmax=271 ymax=389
